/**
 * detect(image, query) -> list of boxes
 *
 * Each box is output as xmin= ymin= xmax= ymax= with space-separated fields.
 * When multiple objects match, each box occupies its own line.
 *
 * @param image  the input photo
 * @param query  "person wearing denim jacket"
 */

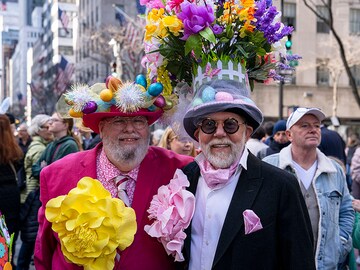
xmin=263 ymin=107 xmax=354 ymax=270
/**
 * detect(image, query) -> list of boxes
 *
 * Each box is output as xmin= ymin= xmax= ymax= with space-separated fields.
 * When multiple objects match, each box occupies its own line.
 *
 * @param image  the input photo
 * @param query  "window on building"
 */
xmin=59 ymin=46 xmax=74 ymax=56
xmin=96 ymin=6 xmax=99 ymax=22
xmin=91 ymin=11 xmax=94 ymax=27
xmin=350 ymin=9 xmax=360 ymax=35
xmin=316 ymin=59 xmax=330 ymax=86
xmin=350 ymin=65 xmax=360 ymax=86
xmin=58 ymin=28 xmax=73 ymax=38
xmin=283 ymin=3 xmax=296 ymax=29
xmin=316 ymin=6 xmax=330 ymax=33
xmin=96 ymin=63 xmax=99 ymax=78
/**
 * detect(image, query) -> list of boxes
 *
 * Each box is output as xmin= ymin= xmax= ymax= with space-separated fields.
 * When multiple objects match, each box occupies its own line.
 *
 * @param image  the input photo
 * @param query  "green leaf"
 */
xmin=256 ymin=48 xmax=267 ymax=56
xmin=185 ymin=34 xmax=202 ymax=56
xmin=199 ymin=27 xmax=216 ymax=43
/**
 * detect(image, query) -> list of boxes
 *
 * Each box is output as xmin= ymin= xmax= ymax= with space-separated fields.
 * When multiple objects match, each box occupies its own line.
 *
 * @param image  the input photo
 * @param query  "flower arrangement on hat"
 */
xmin=60 ymin=73 xmax=178 ymax=132
xmin=45 ymin=177 xmax=137 ymax=270
xmin=141 ymin=0 xmax=297 ymax=90
xmin=144 ymin=169 xmax=195 ymax=262
xmin=0 ymin=213 xmax=14 ymax=270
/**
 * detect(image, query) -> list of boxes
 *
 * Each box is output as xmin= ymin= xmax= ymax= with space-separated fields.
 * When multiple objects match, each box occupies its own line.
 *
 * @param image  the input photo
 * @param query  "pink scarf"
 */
xmin=196 ymin=153 xmax=240 ymax=189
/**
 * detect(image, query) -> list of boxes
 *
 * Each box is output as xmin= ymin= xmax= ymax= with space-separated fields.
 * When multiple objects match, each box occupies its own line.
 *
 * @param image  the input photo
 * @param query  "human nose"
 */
xmin=213 ymin=123 xmax=227 ymax=137
xmin=123 ymin=119 xmax=136 ymax=132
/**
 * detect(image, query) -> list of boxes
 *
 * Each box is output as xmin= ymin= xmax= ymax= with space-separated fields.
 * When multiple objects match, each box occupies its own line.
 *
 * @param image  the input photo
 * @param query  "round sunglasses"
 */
xmin=198 ymin=118 xmax=246 ymax=134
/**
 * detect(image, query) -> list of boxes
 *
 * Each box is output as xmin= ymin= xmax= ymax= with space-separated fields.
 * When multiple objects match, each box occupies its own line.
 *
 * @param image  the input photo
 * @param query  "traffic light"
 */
xmin=285 ymin=34 xmax=292 ymax=50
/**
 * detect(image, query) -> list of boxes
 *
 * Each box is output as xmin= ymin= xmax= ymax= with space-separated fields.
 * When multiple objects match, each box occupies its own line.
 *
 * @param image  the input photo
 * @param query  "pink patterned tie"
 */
xmin=114 ymin=175 xmax=136 ymax=206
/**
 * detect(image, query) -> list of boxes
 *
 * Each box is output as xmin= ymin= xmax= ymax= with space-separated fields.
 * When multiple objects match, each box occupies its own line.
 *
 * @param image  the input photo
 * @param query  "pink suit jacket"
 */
xmin=34 ymin=143 xmax=193 ymax=270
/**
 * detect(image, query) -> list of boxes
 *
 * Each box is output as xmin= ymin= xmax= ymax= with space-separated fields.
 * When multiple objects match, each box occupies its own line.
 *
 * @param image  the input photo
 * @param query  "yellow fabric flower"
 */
xmin=45 ymin=177 xmax=137 ymax=270
xmin=162 ymin=15 xmax=183 ymax=36
xmin=145 ymin=8 xmax=168 ymax=40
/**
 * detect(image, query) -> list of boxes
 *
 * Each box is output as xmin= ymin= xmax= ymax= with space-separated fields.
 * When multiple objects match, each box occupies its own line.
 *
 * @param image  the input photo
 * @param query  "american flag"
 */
xmin=125 ymin=22 xmax=139 ymax=47
xmin=58 ymin=7 xmax=69 ymax=32
xmin=55 ymin=55 xmax=75 ymax=95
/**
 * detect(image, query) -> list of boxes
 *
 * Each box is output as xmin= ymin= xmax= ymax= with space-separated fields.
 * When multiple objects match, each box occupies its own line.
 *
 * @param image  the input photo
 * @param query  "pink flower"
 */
xmin=142 ymin=42 xmax=164 ymax=78
xmin=140 ymin=0 xmax=164 ymax=9
xmin=144 ymin=169 xmax=195 ymax=262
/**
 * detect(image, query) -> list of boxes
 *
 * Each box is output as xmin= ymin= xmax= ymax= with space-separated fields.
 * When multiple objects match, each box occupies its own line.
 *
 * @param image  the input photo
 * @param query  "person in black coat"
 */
xmin=318 ymin=125 xmax=346 ymax=165
xmin=17 ymin=188 xmax=41 ymax=270
xmin=257 ymin=119 xmax=290 ymax=159
xmin=179 ymin=80 xmax=315 ymax=270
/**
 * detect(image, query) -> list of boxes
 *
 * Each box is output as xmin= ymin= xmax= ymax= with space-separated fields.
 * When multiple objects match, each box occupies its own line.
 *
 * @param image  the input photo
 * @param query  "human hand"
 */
xmin=352 ymin=199 xmax=360 ymax=212
xmin=40 ymin=160 xmax=47 ymax=169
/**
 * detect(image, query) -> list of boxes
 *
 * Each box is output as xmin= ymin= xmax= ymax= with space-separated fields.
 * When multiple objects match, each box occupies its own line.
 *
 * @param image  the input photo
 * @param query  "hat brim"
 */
xmin=183 ymin=101 xmax=263 ymax=141
xmin=83 ymin=107 xmax=163 ymax=133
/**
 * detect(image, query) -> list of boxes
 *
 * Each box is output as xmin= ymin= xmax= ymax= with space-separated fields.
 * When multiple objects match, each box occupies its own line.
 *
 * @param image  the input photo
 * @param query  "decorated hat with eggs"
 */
xmin=59 ymin=74 xmax=174 ymax=133
xmin=183 ymin=60 xmax=264 ymax=141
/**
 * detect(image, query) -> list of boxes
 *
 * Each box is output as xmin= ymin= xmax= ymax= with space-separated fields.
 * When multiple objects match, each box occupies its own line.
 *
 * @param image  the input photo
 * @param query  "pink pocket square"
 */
xmin=243 ymin=209 xmax=263 ymax=235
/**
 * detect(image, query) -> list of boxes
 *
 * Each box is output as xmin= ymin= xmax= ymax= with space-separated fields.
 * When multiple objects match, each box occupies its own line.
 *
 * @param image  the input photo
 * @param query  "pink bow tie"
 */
xmin=196 ymin=153 xmax=239 ymax=189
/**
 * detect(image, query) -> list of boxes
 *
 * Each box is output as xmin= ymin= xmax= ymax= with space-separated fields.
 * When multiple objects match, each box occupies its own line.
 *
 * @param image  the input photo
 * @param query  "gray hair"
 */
xmin=28 ymin=114 xmax=51 ymax=136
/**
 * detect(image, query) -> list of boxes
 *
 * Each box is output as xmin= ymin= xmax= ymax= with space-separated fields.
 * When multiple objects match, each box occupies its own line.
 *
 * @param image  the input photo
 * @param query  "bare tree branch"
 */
xmin=302 ymin=0 xmax=360 ymax=108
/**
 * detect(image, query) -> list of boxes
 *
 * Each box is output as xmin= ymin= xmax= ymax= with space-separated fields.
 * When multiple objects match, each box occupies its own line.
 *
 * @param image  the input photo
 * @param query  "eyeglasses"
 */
xmin=198 ymin=118 xmax=246 ymax=134
xmin=107 ymin=116 xmax=148 ymax=130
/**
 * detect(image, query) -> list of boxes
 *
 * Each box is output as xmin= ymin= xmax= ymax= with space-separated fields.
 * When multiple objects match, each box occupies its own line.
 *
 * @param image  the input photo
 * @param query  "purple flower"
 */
xmin=286 ymin=54 xmax=302 ymax=61
xmin=266 ymin=0 xmax=272 ymax=8
xmin=211 ymin=24 xmax=223 ymax=35
xmin=178 ymin=2 xmax=215 ymax=39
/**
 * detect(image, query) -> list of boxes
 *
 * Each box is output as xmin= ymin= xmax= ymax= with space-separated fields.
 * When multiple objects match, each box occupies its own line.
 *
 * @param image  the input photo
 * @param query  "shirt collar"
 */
xmin=97 ymin=147 xmax=139 ymax=182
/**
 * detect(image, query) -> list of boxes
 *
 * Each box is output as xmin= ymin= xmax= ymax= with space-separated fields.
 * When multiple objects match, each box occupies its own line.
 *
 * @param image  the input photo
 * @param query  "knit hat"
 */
xmin=272 ymin=120 xmax=287 ymax=136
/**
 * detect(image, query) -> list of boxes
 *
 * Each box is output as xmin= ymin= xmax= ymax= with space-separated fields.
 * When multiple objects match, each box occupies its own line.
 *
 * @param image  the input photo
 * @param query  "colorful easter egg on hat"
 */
xmin=135 ymin=74 xmax=147 ymax=88
xmin=201 ymin=86 xmax=216 ymax=102
xmin=192 ymin=98 xmax=203 ymax=107
xmin=69 ymin=108 xmax=83 ymax=118
xmin=105 ymin=75 xmax=111 ymax=88
xmin=164 ymin=99 xmax=173 ymax=110
xmin=148 ymin=82 xmax=163 ymax=97
xmin=154 ymin=95 xmax=166 ymax=108
xmin=64 ymin=97 xmax=74 ymax=105
xmin=107 ymin=76 xmax=122 ymax=92
xmin=82 ymin=101 xmax=98 ymax=114
xmin=148 ymin=104 xmax=157 ymax=111
xmin=100 ymin=89 xmax=113 ymax=102
xmin=215 ymin=91 xmax=234 ymax=101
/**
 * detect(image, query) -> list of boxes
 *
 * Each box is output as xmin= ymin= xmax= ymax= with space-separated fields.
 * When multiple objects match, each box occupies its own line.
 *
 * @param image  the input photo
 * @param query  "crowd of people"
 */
xmin=2 ymin=1 xmax=360 ymax=269
xmin=2 ymin=96 xmax=360 ymax=270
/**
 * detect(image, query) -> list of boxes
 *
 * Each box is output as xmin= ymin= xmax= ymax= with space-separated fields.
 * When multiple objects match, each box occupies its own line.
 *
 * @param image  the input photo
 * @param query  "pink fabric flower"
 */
xmin=144 ymin=169 xmax=195 ymax=262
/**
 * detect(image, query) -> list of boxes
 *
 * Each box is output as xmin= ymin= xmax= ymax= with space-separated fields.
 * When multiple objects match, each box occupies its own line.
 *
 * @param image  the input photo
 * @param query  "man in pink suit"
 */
xmin=34 ymin=80 xmax=193 ymax=270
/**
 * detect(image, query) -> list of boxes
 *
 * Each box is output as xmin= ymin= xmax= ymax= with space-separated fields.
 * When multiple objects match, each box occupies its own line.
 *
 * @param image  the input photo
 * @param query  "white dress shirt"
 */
xmin=189 ymin=150 xmax=248 ymax=270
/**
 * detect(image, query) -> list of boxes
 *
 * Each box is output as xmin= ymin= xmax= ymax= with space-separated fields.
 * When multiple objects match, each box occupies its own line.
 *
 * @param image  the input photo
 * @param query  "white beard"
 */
xmin=103 ymin=133 xmax=150 ymax=169
xmin=200 ymin=131 xmax=246 ymax=169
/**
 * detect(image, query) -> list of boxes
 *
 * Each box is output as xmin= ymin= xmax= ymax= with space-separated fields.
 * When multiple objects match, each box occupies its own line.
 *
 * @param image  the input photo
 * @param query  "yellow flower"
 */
xmin=45 ymin=177 xmax=137 ymax=270
xmin=241 ymin=0 xmax=255 ymax=8
xmin=162 ymin=16 xmax=183 ymax=36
